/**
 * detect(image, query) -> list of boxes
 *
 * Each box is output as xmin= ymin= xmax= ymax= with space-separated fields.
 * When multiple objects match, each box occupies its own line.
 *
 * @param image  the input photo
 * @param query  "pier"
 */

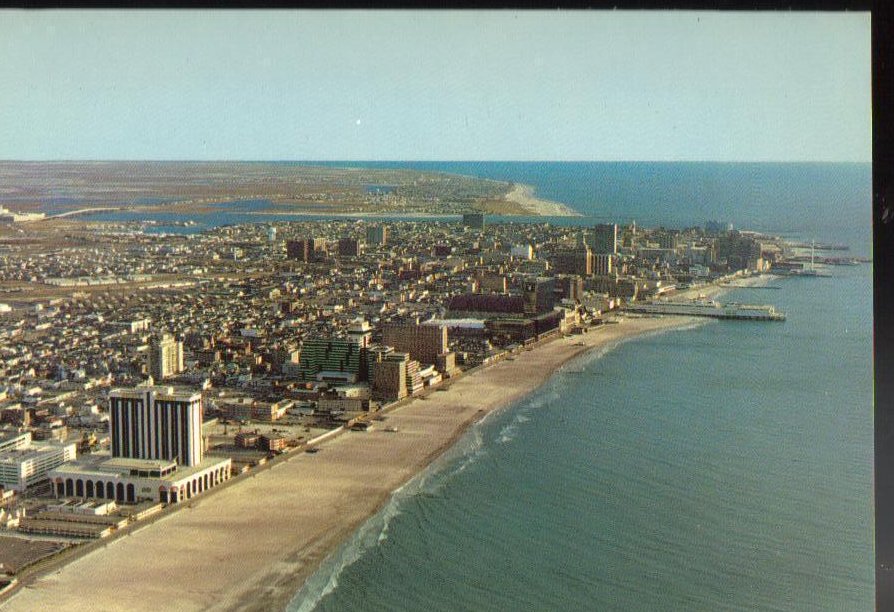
xmin=623 ymin=300 xmax=785 ymax=321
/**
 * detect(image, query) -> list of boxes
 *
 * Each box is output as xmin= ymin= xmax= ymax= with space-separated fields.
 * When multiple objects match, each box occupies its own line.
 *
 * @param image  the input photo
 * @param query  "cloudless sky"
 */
xmin=0 ymin=11 xmax=871 ymax=162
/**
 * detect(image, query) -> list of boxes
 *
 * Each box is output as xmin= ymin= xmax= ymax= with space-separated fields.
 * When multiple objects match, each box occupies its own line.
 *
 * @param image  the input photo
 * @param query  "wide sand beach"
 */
xmin=2 ymin=283 xmax=757 ymax=611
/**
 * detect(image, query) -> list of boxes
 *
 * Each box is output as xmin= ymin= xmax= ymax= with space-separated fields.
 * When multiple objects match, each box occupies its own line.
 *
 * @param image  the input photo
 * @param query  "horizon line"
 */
xmin=0 ymin=159 xmax=873 ymax=165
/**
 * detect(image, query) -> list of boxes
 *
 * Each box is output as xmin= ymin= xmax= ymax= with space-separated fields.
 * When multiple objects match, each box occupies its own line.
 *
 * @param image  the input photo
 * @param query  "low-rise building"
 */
xmin=0 ymin=439 xmax=77 ymax=492
xmin=48 ymin=454 xmax=232 ymax=505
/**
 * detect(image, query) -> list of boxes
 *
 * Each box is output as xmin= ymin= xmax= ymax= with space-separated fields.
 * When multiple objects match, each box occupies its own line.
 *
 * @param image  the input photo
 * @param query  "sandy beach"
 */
xmin=2 ymin=314 xmax=709 ymax=612
xmin=503 ymin=184 xmax=581 ymax=217
xmin=0 ymin=275 xmax=777 ymax=612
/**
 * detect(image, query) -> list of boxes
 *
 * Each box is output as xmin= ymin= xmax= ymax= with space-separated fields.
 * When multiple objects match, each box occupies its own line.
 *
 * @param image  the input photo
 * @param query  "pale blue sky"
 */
xmin=0 ymin=11 xmax=871 ymax=162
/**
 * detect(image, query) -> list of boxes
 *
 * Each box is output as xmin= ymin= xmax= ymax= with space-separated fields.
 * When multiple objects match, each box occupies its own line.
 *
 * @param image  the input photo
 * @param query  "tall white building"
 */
xmin=148 ymin=333 xmax=184 ymax=381
xmin=109 ymin=386 xmax=203 ymax=467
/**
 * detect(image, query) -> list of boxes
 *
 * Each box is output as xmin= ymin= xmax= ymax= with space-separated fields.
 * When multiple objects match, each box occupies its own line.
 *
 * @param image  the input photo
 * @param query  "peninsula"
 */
xmin=0 ymin=161 xmax=578 ymax=218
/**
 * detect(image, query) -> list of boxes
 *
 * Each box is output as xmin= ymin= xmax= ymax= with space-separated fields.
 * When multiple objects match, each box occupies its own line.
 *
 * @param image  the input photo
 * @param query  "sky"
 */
xmin=0 ymin=11 xmax=872 ymax=162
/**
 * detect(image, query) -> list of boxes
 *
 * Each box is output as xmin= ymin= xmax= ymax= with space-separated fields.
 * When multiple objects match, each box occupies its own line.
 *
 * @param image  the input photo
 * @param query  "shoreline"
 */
xmin=502 ymin=183 xmax=582 ymax=217
xmin=1 ymin=281 xmax=764 ymax=612
xmin=92 ymin=183 xmax=584 ymax=220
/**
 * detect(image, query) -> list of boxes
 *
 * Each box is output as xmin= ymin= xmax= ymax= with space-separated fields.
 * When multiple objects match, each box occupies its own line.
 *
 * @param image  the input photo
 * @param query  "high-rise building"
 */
xmin=593 ymin=254 xmax=614 ymax=276
xmin=523 ymin=277 xmax=557 ymax=314
xmin=383 ymin=321 xmax=449 ymax=367
xmin=286 ymin=238 xmax=326 ymax=262
xmin=286 ymin=239 xmax=309 ymax=261
xmin=366 ymin=225 xmax=388 ymax=246
xmin=337 ymin=238 xmax=361 ymax=257
xmin=109 ymin=386 xmax=203 ymax=467
xmin=550 ymin=247 xmax=592 ymax=276
xmin=478 ymin=272 xmax=508 ymax=294
xmin=590 ymin=223 xmax=618 ymax=255
xmin=297 ymin=335 xmax=368 ymax=382
xmin=656 ymin=231 xmax=680 ymax=250
xmin=371 ymin=355 xmax=408 ymax=402
xmin=462 ymin=213 xmax=486 ymax=229
xmin=554 ymin=275 xmax=584 ymax=302
xmin=510 ymin=244 xmax=533 ymax=260
xmin=148 ymin=333 xmax=183 ymax=381
xmin=405 ymin=358 xmax=423 ymax=396
xmin=705 ymin=220 xmax=733 ymax=234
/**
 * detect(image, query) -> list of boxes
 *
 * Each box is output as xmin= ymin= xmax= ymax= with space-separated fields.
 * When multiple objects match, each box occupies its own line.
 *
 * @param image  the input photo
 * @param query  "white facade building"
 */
xmin=49 ymin=454 xmax=231 ymax=505
xmin=0 ymin=440 xmax=77 ymax=492
xmin=148 ymin=334 xmax=184 ymax=380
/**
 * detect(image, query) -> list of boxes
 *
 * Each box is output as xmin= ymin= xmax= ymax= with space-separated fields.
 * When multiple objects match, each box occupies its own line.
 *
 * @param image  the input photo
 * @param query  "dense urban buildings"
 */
xmin=0 ymin=211 xmax=825 ymax=581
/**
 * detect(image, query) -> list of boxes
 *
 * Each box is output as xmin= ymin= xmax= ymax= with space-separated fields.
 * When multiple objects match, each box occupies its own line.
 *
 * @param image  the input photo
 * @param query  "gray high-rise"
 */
xmin=590 ymin=223 xmax=618 ymax=255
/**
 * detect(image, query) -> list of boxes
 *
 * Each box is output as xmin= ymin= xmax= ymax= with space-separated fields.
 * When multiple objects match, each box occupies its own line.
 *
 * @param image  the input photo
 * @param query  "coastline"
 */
xmin=120 ymin=181 xmax=582 ymax=219
xmin=502 ymin=183 xmax=581 ymax=217
xmin=1 ymin=280 xmax=766 ymax=612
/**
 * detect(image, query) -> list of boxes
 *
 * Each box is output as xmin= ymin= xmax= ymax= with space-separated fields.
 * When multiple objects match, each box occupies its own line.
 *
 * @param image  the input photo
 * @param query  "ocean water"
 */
xmin=290 ymin=263 xmax=873 ymax=612
xmin=64 ymin=161 xmax=873 ymax=608
xmin=304 ymin=161 xmax=872 ymax=257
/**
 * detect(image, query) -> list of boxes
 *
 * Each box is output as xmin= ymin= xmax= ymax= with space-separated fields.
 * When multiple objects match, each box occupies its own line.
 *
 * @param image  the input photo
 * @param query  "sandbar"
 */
xmin=502 ymin=183 xmax=581 ymax=217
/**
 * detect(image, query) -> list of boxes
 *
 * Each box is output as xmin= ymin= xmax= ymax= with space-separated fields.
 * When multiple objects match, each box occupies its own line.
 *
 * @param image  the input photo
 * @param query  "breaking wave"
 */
xmin=287 ymin=322 xmax=704 ymax=611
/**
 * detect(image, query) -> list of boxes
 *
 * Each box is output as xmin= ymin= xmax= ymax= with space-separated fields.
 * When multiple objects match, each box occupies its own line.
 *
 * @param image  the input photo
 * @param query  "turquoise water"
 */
xmin=290 ymin=263 xmax=873 ymax=611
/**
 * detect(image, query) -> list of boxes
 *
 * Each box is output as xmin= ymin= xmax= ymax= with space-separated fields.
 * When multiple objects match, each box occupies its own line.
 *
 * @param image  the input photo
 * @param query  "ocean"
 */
xmin=77 ymin=161 xmax=874 ymax=609
xmin=291 ymin=264 xmax=873 ymax=612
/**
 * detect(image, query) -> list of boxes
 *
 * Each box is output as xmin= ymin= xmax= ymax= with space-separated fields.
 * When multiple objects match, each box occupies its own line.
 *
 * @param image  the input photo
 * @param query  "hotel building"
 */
xmin=382 ymin=320 xmax=449 ymax=368
xmin=109 ymin=386 xmax=203 ymax=467
xmin=462 ymin=213 xmax=486 ymax=229
xmin=49 ymin=385 xmax=231 ymax=505
xmin=590 ymin=223 xmax=619 ymax=255
xmin=148 ymin=333 xmax=184 ymax=381
xmin=366 ymin=225 xmax=388 ymax=246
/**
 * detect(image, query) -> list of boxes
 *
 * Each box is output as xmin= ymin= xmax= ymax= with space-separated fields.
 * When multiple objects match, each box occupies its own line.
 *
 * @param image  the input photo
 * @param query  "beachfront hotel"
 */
xmin=109 ymin=386 xmax=203 ymax=467
xmin=382 ymin=319 xmax=456 ymax=374
xmin=48 ymin=385 xmax=232 ymax=504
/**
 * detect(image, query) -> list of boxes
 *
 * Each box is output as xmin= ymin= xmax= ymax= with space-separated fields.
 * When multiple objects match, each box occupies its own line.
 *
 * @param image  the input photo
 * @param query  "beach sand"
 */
xmin=2 ymin=314 xmax=708 ymax=612
xmin=502 ymin=184 xmax=581 ymax=217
